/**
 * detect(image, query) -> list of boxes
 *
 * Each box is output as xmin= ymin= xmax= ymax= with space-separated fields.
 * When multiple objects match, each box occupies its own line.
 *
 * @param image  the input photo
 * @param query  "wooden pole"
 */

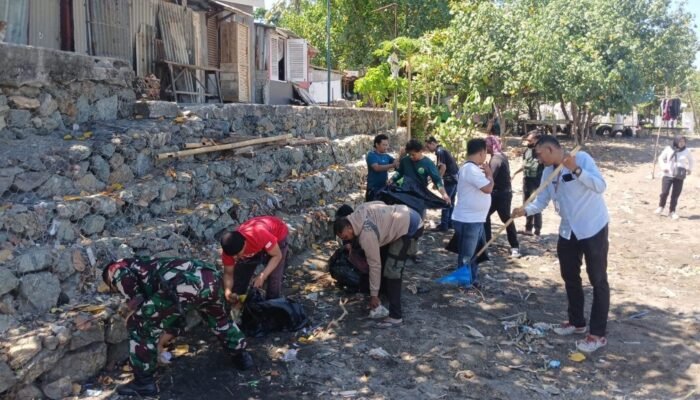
xmin=474 ymin=146 xmax=581 ymax=259
xmin=157 ymin=134 xmax=292 ymax=160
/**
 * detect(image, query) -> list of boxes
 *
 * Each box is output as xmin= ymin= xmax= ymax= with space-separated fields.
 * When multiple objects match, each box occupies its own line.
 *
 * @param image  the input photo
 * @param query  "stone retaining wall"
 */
xmin=0 ymin=98 xmax=401 ymax=397
xmin=0 ymin=43 xmax=136 ymax=137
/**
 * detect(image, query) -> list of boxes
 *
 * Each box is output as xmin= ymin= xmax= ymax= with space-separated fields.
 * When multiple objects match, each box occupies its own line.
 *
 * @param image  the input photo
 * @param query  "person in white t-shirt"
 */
xmin=451 ymin=138 xmax=494 ymax=287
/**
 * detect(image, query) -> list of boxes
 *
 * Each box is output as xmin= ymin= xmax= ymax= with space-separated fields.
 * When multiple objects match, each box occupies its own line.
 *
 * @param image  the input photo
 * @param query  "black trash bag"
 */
xmin=378 ymin=177 xmax=448 ymax=215
xmin=328 ymin=248 xmax=362 ymax=292
xmin=240 ymin=288 xmax=309 ymax=337
xmin=445 ymin=232 xmax=490 ymax=263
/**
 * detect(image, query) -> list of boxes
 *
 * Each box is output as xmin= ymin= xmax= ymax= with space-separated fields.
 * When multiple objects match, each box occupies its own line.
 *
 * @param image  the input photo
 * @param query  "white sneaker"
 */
xmin=576 ymin=335 xmax=607 ymax=353
xmin=552 ymin=322 xmax=587 ymax=336
xmin=510 ymin=248 xmax=521 ymax=258
xmin=654 ymin=207 xmax=663 ymax=215
xmin=671 ymin=212 xmax=680 ymax=220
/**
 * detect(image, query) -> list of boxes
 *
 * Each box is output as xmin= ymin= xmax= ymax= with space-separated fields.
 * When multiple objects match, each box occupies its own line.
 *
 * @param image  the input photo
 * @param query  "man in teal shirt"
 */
xmin=392 ymin=139 xmax=452 ymax=206
xmin=366 ymin=134 xmax=400 ymax=201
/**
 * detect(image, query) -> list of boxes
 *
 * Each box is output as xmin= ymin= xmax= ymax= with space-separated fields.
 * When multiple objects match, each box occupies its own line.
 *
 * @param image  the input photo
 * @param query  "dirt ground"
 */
xmin=98 ymin=134 xmax=700 ymax=400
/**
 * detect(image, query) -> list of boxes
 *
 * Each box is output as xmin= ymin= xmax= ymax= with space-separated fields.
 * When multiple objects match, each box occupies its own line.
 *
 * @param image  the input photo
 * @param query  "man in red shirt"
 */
xmin=220 ymin=216 xmax=289 ymax=300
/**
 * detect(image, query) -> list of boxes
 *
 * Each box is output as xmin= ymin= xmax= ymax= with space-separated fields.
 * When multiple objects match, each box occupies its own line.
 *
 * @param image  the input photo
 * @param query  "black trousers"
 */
xmin=659 ymin=176 xmax=685 ymax=213
xmin=232 ymin=239 xmax=288 ymax=300
xmin=485 ymin=191 xmax=519 ymax=249
xmin=523 ymin=177 xmax=542 ymax=233
xmin=557 ymin=225 xmax=610 ymax=337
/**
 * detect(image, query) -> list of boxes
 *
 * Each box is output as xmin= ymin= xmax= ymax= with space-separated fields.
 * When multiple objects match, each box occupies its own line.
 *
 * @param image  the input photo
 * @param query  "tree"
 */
xmin=523 ymin=0 xmax=698 ymax=143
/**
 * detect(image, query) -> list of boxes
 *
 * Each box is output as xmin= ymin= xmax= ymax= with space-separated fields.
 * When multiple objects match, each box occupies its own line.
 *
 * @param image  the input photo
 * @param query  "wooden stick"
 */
xmin=287 ymin=137 xmax=330 ymax=146
xmin=157 ymin=134 xmax=292 ymax=160
xmin=184 ymin=139 xmax=217 ymax=149
xmin=474 ymin=145 xmax=582 ymax=258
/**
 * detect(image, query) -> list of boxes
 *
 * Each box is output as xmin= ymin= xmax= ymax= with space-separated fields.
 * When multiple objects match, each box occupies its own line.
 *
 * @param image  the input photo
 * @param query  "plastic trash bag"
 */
xmin=377 ymin=177 xmax=448 ymax=215
xmin=436 ymin=266 xmax=472 ymax=286
xmin=240 ymin=288 xmax=309 ymax=337
xmin=328 ymin=248 xmax=363 ymax=292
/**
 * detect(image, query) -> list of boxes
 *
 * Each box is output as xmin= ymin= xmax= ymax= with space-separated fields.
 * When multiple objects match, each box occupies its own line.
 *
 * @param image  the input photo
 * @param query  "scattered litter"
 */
xmin=282 ymin=349 xmax=298 ymax=362
xmin=628 ymin=310 xmax=649 ymax=320
xmin=337 ymin=390 xmax=358 ymax=397
xmin=436 ymin=266 xmax=472 ymax=286
xmin=533 ymin=322 xmax=553 ymax=331
xmin=455 ymin=370 xmax=475 ymax=381
xmin=622 ymin=341 xmax=641 ymax=345
xmin=158 ymin=351 xmax=172 ymax=365
xmin=368 ymin=347 xmax=391 ymax=359
xmin=407 ymin=283 xmax=418 ymax=295
xmin=548 ymin=360 xmax=561 ymax=369
xmin=305 ymin=292 xmax=319 ymax=301
xmin=85 ymin=389 xmax=103 ymax=396
xmin=520 ymin=326 xmax=546 ymax=337
xmin=172 ymin=344 xmax=189 ymax=357
xmin=464 ymin=324 xmax=485 ymax=339
xmin=369 ymin=304 xmax=389 ymax=319
xmin=568 ymin=352 xmax=586 ymax=362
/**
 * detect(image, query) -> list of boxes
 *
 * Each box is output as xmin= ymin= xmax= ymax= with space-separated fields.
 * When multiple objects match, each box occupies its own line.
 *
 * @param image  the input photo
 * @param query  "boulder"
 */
xmin=12 ymin=171 xmax=50 ymax=192
xmin=94 ymin=95 xmax=118 ymax=120
xmin=42 ymin=376 xmax=73 ymax=400
xmin=18 ymin=272 xmax=61 ymax=313
xmin=42 ymin=342 xmax=107 ymax=382
xmin=68 ymin=144 xmax=92 ymax=162
xmin=69 ymin=321 xmax=104 ymax=351
xmin=8 ymin=335 xmax=43 ymax=369
xmin=16 ymin=384 xmax=43 ymax=400
xmin=16 ymin=247 xmax=53 ymax=273
xmin=16 ymin=348 xmax=67 ymax=384
xmin=0 ymin=167 xmax=23 ymax=195
xmin=105 ymin=315 xmax=128 ymax=344
xmin=38 ymin=94 xmax=58 ymax=117
xmin=0 ymin=269 xmax=19 ymax=296
xmin=90 ymin=155 xmax=110 ymax=183
xmin=75 ymin=173 xmax=105 ymax=193
xmin=0 ymin=315 xmax=18 ymax=334
xmin=8 ymin=96 xmax=40 ymax=110
xmin=80 ymin=215 xmax=106 ymax=235
xmin=134 ymin=100 xmax=179 ymax=119
xmin=8 ymin=110 xmax=31 ymax=128
xmin=0 ymin=361 xmax=17 ymax=394
xmin=37 ymin=176 xmax=75 ymax=198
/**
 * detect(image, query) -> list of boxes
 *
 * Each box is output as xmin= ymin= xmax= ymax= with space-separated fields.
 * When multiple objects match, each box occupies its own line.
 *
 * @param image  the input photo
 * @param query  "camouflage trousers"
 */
xmin=126 ymin=264 xmax=245 ymax=375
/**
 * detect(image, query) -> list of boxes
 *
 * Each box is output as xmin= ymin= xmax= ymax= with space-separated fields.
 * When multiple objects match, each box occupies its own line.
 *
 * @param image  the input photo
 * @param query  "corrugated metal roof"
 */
xmin=214 ymin=0 xmax=262 ymax=9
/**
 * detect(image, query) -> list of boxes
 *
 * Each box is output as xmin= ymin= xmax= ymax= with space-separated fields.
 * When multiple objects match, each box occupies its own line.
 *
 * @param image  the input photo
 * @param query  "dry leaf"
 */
xmin=568 ymin=352 xmax=586 ymax=362
xmin=174 ymin=116 xmax=187 ymax=124
xmin=172 ymin=344 xmax=190 ymax=356
xmin=455 ymin=370 xmax=475 ymax=381
xmin=72 ymin=383 xmax=82 ymax=396
xmin=63 ymin=134 xmax=73 ymax=140
xmin=291 ymin=169 xmax=299 ymax=178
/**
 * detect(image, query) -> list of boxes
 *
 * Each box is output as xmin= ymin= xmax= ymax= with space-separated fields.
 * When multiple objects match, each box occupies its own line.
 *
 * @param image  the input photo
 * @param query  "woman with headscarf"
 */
xmin=655 ymin=135 xmax=694 ymax=220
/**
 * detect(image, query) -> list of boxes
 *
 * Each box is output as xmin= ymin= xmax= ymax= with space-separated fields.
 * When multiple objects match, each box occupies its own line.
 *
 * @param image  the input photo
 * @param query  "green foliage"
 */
xmin=431 ymin=117 xmax=476 ymax=160
xmin=354 ymin=64 xmax=404 ymax=106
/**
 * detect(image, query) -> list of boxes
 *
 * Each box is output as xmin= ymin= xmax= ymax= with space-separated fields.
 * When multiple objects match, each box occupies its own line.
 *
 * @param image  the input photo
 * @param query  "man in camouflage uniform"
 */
xmin=102 ymin=257 xmax=254 ymax=396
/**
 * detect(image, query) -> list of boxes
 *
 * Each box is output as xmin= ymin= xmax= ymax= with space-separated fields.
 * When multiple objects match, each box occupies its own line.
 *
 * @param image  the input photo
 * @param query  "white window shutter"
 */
xmin=286 ymin=39 xmax=308 ymax=82
xmin=269 ymin=36 xmax=279 ymax=81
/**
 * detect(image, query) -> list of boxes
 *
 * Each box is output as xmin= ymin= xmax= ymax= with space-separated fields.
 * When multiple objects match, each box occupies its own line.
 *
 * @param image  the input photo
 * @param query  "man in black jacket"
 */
xmin=425 ymin=136 xmax=459 ymax=231
xmin=484 ymin=136 xmax=520 ymax=257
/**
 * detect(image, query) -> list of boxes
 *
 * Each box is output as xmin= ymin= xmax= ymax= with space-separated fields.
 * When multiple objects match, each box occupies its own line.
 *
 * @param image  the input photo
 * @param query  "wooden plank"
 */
xmin=237 ymin=22 xmax=250 ymax=102
xmin=161 ymin=60 xmax=222 ymax=72
xmin=287 ymin=137 xmax=329 ymax=146
xmin=158 ymin=2 xmax=195 ymax=102
xmin=157 ymin=134 xmax=293 ymax=160
xmin=136 ymin=23 xmax=156 ymax=77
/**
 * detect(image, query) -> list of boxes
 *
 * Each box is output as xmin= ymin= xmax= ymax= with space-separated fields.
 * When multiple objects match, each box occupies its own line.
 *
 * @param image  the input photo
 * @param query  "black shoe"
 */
xmin=232 ymin=351 xmax=255 ymax=370
xmin=410 ymin=255 xmax=422 ymax=263
xmin=117 ymin=377 xmax=159 ymax=397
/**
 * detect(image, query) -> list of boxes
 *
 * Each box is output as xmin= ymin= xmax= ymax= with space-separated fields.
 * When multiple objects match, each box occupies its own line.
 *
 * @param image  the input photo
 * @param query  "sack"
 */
xmin=328 ymin=248 xmax=363 ymax=292
xmin=673 ymin=167 xmax=687 ymax=180
xmin=240 ymin=288 xmax=309 ymax=337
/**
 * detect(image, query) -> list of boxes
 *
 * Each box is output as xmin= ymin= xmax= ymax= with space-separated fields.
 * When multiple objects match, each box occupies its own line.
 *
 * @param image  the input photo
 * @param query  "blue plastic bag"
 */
xmin=436 ymin=266 xmax=472 ymax=286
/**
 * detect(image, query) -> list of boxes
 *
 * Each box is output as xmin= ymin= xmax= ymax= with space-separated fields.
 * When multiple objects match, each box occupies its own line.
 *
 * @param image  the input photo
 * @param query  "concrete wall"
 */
xmin=0 ymin=43 xmax=136 ymax=136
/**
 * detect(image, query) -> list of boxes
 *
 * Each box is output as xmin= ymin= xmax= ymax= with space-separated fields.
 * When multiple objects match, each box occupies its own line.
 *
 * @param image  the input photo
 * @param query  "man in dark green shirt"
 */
xmin=392 ymin=139 xmax=452 ymax=206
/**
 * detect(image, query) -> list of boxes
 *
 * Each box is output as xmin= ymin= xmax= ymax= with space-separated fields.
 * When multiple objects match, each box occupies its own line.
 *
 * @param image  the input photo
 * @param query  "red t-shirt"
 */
xmin=221 ymin=216 xmax=288 ymax=267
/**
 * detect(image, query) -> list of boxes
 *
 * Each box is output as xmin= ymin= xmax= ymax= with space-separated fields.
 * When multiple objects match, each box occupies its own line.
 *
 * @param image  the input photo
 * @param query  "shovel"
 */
xmin=474 ymin=145 xmax=582 ymax=260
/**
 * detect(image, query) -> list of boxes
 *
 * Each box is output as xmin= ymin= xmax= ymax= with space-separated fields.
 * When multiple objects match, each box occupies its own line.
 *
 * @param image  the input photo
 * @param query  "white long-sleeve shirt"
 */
xmin=658 ymin=146 xmax=694 ymax=178
xmin=524 ymin=151 xmax=609 ymax=240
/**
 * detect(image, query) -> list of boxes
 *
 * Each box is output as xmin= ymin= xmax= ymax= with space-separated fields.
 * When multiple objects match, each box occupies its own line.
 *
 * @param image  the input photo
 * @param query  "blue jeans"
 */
xmin=452 ymin=221 xmax=486 ymax=285
xmin=438 ymin=181 xmax=458 ymax=229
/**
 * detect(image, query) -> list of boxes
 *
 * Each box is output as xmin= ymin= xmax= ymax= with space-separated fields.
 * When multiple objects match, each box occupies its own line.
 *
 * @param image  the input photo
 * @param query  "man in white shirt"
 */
xmin=451 ymin=138 xmax=493 ymax=288
xmin=512 ymin=135 xmax=609 ymax=353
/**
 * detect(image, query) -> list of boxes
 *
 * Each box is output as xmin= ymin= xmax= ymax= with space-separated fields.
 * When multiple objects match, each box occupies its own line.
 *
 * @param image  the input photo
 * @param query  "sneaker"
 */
xmin=552 ymin=322 xmax=587 ymax=336
xmin=671 ymin=212 xmax=680 ymax=220
xmin=576 ymin=335 xmax=607 ymax=353
xmin=510 ymin=248 xmax=521 ymax=258
xmin=654 ymin=207 xmax=663 ymax=215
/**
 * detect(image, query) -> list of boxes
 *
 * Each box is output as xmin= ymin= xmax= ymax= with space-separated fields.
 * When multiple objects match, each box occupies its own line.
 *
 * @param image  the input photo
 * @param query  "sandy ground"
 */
xmin=98 ymin=135 xmax=700 ymax=400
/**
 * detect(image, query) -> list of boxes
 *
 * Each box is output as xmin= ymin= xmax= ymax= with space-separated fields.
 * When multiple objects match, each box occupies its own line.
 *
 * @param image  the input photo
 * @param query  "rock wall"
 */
xmin=0 ymin=99 xmax=399 ymax=397
xmin=0 ymin=43 xmax=136 ymax=137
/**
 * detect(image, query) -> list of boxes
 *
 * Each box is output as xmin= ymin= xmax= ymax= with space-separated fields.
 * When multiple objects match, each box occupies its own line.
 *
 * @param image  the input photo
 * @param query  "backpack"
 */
xmin=240 ymin=288 xmax=309 ymax=337
xmin=328 ymin=248 xmax=363 ymax=292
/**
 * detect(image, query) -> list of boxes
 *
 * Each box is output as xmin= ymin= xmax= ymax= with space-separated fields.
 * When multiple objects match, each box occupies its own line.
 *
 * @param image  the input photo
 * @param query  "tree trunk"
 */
xmin=407 ymin=58 xmax=412 ymax=139
xmin=559 ymin=95 xmax=571 ymax=122
xmin=527 ymin=99 xmax=537 ymax=120
xmin=571 ymin=102 xmax=581 ymax=146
